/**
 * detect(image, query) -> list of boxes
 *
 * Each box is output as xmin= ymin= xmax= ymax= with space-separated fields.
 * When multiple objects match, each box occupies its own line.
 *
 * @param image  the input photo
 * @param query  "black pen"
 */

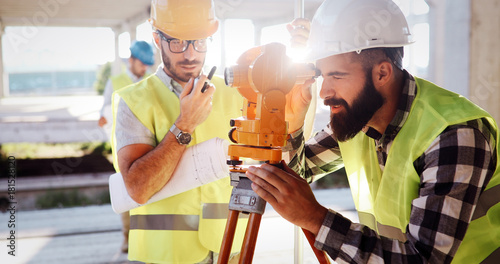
xmin=201 ymin=66 xmax=217 ymax=93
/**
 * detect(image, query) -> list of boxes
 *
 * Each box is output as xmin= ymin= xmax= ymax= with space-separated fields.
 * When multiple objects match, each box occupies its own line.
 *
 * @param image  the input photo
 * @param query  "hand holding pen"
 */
xmin=201 ymin=66 xmax=217 ymax=93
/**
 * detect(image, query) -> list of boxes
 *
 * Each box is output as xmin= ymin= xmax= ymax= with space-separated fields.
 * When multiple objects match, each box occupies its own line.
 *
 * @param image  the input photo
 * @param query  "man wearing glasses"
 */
xmin=111 ymin=0 xmax=247 ymax=263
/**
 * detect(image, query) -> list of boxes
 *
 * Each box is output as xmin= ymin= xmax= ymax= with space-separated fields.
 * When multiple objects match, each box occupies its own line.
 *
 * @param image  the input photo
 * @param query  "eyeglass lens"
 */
xmin=168 ymin=39 xmax=208 ymax=53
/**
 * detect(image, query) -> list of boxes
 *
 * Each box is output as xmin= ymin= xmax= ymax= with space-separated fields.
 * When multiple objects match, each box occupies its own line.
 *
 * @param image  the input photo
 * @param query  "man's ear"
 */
xmin=373 ymin=61 xmax=393 ymax=87
xmin=152 ymin=31 xmax=160 ymax=49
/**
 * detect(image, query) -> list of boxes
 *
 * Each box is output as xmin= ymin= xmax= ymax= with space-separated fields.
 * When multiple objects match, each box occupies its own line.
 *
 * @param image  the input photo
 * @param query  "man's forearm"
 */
xmin=121 ymin=132 xmax=186 ymax=204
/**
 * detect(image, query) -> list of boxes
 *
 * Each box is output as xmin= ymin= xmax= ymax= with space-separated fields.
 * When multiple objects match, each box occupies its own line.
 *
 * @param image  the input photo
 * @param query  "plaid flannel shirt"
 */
xmin=284 ymin=72 xmax=496 ymax=263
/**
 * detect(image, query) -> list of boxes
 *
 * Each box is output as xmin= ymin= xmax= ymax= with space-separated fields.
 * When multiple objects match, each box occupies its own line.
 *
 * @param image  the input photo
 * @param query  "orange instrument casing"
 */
xmin=225 ymin=42 xmax=317 ymax=164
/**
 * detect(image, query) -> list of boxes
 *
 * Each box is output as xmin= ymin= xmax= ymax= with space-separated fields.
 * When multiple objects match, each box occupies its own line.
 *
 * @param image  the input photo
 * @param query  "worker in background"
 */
xmin=98 ymin=40 xmax=154 ymax=132
xmin=97 ymin=40 xmax=154 ymax=253
xmin=247 ymin=0 xmax=500 ymax=263
xmin=111 ymin=0 xmax=247 ymax=263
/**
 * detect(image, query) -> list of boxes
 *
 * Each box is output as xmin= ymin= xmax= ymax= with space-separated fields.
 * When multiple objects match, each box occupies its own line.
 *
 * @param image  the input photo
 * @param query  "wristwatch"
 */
xmin=170 ymin=124 xmax=192 ymax=145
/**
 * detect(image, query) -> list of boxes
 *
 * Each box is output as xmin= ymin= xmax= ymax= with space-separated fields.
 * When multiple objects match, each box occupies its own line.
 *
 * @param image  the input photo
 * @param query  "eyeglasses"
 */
xmin=157 ymin=30 xmax=210 ymax=53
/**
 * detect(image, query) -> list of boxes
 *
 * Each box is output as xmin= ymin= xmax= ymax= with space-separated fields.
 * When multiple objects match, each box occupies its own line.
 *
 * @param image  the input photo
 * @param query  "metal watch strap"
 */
xmin=169 ymin=123 xmax=180 ymax=136
xmin=169 ymin=124 xmax=191 ymax=145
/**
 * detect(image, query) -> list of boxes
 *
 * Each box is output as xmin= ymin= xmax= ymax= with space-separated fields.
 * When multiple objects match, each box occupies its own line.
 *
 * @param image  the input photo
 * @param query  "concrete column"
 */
xmin=152 ymin=39 xmax=162 ymax=70
xmin=129 ymin=25 xmax=137 ymax=41
xmin=425 ymin=0 xmax=470 ymax=96
xmin=219 ymin=19 xmax=226 ymax=73
xmin=469 ymin=0 xmax=500 ymax=121
xmin=253 ymin=23 xmax=262 ymax=46
xmin=443 ymin=0 xmax=470 ymax=97
xmin=425 ymin=0 xmax=446 ymax=87
xmin=112 ymin=27 xmax=122 ymax=75
xmin=153 ymin=36 xmax=162 ymax=70
xmin=294 ymin=0 xmax=304 ymax=18
xmin=293 ymin=5 xmax=305 ymax=264
xmin=0 ymin=20 xmax=6 ymax=98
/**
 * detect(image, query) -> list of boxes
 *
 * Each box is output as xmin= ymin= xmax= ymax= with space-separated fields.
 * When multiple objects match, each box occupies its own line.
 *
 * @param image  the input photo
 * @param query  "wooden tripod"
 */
xmin=218 ymin=207 xmax=264 ymax=264
xmin=217 ymin=171 xmax=267 ymax=264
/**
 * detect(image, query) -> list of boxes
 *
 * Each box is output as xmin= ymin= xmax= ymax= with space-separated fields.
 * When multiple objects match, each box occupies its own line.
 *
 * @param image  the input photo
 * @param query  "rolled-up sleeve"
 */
xmin=115 ymin=100 xmax=157 ymax=151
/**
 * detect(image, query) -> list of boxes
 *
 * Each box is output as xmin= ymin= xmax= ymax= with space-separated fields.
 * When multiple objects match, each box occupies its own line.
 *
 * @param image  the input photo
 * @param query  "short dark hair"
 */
xmin=350 ymin=47 xmax=404 ymax=71
xmin=382 ymin=47 xmax=404 ymax=70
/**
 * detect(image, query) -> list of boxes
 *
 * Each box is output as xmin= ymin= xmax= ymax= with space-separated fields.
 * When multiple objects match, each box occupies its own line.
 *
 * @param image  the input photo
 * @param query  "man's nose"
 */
xmin=319 ymin=80 xmax=335 ymax=100
xmin=183 ymin=43 xmax=197 ymax=60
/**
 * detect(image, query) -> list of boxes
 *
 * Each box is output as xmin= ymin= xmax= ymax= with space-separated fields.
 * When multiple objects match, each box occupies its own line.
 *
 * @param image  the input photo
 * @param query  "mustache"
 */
xmin=177 ymin=60 xmax=201 ymax=66
xmin=324 ymin=97 xmax=348 ymax=108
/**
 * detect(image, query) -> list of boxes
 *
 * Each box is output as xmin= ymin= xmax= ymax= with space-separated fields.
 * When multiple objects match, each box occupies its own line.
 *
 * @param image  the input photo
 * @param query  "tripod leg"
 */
xmin=218 ymin=210 xmax=240 ymax=264
xmin=239 ymin=213 xmax=263 ymax=264
xmin=302 ymin=228 xmax=331 ymax=264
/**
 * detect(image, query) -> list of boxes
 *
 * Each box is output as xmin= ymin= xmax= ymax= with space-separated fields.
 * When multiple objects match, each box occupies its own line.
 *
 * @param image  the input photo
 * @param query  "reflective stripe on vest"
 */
xmin=471 ymin=184 xmax=500 ymax=221
xmin=130 ymin=203 xmax=249 ymax=231
xmin=358 ymin=212 xmax=408 ymax=242
xmin=130 ymin=214 xmax=199 ymax=231
xmin=482 ymin=247 xmax=500 ymax=264
xmin=203 ymin=203 xmax=231 ymax=219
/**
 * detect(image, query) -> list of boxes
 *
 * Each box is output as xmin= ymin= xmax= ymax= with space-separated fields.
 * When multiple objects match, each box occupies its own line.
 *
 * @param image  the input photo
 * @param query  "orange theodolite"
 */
xmin=217 ymin=42 xmax=329 ymax=264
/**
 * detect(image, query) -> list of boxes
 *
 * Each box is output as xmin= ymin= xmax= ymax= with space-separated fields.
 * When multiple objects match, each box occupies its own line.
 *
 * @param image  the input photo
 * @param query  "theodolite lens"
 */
xmin=224 ymin=67 xmax=234 ymax=87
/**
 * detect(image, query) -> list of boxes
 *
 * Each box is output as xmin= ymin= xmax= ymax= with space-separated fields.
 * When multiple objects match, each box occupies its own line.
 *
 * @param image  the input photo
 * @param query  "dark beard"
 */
xmin=325 ymin=71 xmax=384 ymax=142
xmin=160 ymin=42 xmax=204 ymax=83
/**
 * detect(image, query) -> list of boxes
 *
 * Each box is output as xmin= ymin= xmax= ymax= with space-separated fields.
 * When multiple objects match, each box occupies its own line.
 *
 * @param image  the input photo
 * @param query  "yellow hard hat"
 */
xmin=150 ymin=0 xmax=219 ymax=40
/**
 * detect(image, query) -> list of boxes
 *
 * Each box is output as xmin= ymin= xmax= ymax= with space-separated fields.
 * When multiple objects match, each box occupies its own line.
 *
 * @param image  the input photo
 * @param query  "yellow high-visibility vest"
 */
xmin=110 ymin=72 xmax=133 ymax=91
xmin=339 ymin=77 xmax=500 ymax=263
xmin=113 ymin=75 xmax=248 ymax=263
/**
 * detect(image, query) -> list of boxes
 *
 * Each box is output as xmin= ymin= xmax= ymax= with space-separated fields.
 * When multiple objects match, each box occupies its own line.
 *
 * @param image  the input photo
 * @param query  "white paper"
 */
xmin=109 ymin=137 xmax=230 ymax=214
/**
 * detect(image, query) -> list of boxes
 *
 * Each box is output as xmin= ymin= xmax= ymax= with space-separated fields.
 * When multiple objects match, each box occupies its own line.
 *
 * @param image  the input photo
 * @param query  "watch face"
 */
xmin=178 ymin=132 xmax=192 ymax=145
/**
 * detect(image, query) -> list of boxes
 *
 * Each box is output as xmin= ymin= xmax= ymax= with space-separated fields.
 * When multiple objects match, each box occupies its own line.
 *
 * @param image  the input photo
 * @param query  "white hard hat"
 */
xmin=307 ymin=0 xmax=413 ymax=61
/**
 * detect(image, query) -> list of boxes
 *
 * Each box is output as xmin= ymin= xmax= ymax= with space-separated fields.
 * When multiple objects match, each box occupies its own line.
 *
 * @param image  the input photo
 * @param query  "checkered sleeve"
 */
xmin=284 ymin=124 xmax=344 ymax=183
xmin=314 ymin=119 xmax=496 ymax=263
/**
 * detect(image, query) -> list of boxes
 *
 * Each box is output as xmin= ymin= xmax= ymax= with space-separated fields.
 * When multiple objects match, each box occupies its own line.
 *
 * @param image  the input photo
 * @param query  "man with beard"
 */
xmin=248 ymin=0 xmax=500 ymax=263
xmin=111 ymin=0 xmax=247 ymax=263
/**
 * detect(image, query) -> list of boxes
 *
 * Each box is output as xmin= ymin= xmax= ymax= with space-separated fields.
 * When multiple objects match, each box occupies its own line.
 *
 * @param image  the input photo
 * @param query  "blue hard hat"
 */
xmin=130 ymin=41 xmax=155 ymax=66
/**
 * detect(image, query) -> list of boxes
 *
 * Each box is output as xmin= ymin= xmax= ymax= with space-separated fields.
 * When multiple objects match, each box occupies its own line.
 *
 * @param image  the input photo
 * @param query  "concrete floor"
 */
xmin=0 ymin=95 xmax=108 ymax=143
